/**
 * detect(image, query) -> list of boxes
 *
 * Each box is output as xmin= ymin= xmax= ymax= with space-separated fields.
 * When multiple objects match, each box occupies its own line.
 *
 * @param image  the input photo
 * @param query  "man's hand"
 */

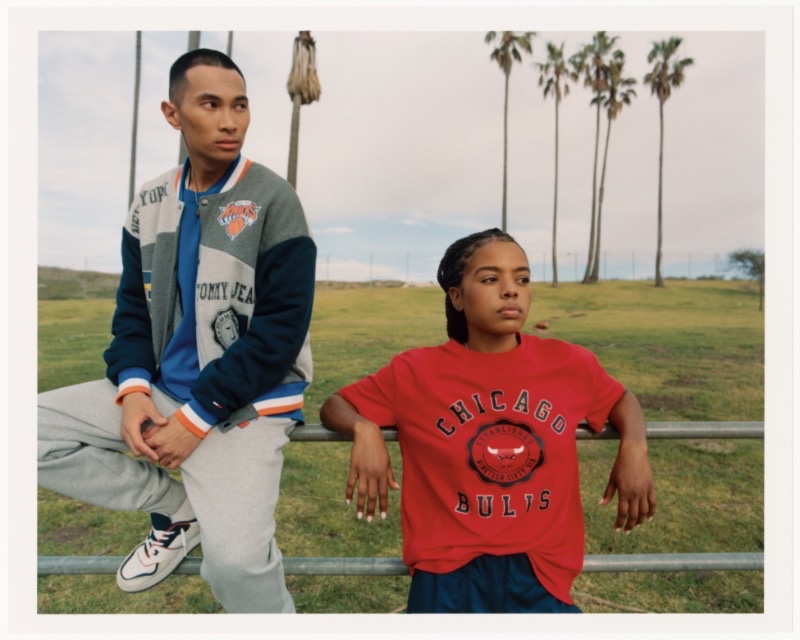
xmin=143 ymin=415 xmax=203 ymax=470
xmin=120 ymin=392 xmax=168 ymax=463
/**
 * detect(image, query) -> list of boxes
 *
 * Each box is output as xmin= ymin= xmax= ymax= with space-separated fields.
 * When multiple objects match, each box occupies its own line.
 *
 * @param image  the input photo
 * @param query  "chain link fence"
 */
xmin=315 ymin=250 xmax=734 ymax=285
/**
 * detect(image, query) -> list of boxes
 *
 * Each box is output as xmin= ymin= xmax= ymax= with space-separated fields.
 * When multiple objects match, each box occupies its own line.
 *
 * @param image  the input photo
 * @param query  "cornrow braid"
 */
xmin=436 ymin=228 xmax=520 ymax=344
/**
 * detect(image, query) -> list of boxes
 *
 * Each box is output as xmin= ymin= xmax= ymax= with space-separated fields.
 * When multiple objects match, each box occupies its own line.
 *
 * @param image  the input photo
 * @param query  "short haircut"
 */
xmin=169 ymin=48 xmax=246 ymax=103
xmin=437 ymin=228 xmax=524 ymax=344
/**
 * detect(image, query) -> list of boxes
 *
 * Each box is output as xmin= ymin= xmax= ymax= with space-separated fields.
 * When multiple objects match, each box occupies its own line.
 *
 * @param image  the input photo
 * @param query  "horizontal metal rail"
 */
xmin=37 ymin=552 xmax=764 ymax=577
xmin=38 ymin=422 xmax=764 ymax=578
xmin=291 ymin=421 xmax=764 ymax=442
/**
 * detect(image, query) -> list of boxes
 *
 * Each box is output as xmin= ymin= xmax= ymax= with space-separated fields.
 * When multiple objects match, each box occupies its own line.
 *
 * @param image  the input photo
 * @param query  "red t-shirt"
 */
xmin=337 ymin=334 xmax=625 ymax=604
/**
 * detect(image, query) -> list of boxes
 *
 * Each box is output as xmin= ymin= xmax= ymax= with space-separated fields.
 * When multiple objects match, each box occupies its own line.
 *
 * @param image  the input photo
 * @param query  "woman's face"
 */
xmin=448 ymin=240 xmax=531 ymax=352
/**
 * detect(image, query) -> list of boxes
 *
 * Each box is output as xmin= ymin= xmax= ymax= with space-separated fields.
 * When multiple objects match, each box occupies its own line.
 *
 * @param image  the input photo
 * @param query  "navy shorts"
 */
xmin=407 ymin=553 xmax=582 ymax=614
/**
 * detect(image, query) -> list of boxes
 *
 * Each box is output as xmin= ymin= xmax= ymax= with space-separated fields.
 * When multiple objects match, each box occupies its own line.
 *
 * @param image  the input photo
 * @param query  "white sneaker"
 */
xmin=116 ymin=513 xmax=201 ymax=592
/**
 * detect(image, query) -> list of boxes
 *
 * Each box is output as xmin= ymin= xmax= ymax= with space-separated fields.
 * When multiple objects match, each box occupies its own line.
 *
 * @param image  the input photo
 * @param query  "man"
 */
xmin=38 ymin=48 xmax=316 ymax=613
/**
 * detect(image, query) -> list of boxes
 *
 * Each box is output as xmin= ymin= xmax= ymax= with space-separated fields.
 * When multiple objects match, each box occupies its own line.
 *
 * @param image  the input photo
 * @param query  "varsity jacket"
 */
xmin=103 ymin=156 xmax=316 ymax=437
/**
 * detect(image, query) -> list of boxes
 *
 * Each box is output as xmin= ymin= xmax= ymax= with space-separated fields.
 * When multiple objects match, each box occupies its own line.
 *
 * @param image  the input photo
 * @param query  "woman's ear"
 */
xmin=448 ymin=286 xmax=464 ymax=312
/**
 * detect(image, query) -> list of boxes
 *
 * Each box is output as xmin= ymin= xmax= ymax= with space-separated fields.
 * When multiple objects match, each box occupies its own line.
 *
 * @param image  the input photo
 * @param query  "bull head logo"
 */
xmin=467 ymin=420 xmax=545 ymax=488
xmin=486 ymin=445 xmax=525 ymax=468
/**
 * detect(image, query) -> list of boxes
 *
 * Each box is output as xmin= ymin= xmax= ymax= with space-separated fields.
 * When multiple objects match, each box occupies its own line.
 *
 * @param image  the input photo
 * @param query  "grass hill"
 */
xmin=38 ymin=266 xmax=120 ymax=300
xmin=37 ymin=266 xmax=415 ymax=300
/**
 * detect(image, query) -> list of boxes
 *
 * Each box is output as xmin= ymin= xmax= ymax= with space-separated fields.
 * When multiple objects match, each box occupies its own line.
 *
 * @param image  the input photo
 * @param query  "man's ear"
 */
xmin=448 ymin=286 xmax=464 ymax=312
xmin=161 ymin=101 xmax=181 ymax=131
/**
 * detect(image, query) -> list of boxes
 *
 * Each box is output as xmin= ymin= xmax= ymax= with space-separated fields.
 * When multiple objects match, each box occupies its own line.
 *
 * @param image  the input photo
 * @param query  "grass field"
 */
xmin=37 ymin=277 xmax=764 ymax=614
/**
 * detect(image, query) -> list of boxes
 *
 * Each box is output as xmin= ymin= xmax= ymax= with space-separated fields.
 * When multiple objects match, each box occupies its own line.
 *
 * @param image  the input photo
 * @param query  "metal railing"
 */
xmin=38 ymin=421 xmax=764 ymax=577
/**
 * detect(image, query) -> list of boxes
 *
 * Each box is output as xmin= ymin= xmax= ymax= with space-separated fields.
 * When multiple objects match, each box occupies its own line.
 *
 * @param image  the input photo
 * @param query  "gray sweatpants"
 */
xmin=38 ymin=379 xmax=296 ymax=613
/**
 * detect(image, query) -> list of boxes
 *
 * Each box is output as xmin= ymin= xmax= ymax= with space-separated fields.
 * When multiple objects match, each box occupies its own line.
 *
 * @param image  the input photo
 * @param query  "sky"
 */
xmin=27 ymin=5 xmax=789 ymax=284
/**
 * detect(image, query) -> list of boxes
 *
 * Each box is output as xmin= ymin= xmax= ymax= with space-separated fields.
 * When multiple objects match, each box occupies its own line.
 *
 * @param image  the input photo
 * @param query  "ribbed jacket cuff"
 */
xmin=115 ymin=368 xmax=153 ymax=405
xmin=175 ymin=402 xmax=215 ymax=438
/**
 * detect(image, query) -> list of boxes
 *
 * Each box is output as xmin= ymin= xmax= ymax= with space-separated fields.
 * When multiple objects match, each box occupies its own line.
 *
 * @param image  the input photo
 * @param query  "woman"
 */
xmin=320 ymin=228 xmax=655 ymax=613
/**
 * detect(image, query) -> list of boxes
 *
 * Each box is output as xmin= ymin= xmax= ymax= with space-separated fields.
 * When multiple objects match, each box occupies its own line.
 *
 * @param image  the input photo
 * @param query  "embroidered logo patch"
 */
xmin=466 ymin=420 xmax=545 ymax=488
xmin=212 ymin=307 xmax=246 ymax=349
xmin=217 ymin=200 xmax=260 ymax=240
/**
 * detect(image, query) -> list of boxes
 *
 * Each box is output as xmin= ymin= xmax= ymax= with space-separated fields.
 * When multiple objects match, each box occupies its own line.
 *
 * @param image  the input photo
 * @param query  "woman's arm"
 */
xmin=600 ymin=390 xmax=657 ymax=532
xmin=320 ymin=393 xmax=400 ymax=522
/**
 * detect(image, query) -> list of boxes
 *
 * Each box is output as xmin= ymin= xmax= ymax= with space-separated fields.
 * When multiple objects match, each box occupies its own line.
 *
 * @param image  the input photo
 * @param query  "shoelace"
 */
xmin=145 ymin=525 xmax=189 ymax=559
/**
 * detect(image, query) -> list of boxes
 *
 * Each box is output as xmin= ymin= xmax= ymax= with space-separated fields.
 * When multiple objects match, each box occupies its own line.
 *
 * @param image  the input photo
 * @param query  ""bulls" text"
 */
xmin=454 ymin=490 xmax=551 ymax=518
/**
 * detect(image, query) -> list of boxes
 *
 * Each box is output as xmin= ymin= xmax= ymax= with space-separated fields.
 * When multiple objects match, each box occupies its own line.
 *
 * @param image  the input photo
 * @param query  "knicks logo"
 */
xmin=217 ymin=200 xmax=261 ymax=240
xmin=466 ymin=420 xmax=545 ymax=488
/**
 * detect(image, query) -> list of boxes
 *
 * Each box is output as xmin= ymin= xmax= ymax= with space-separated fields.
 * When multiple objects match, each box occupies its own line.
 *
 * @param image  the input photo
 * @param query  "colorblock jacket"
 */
xmin=104 ymin=156 xmax=316 ymax=437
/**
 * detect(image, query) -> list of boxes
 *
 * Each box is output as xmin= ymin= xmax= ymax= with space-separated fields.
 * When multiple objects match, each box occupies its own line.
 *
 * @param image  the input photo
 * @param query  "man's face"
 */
xmin=164 ymin=65 xmax=250 ymax=171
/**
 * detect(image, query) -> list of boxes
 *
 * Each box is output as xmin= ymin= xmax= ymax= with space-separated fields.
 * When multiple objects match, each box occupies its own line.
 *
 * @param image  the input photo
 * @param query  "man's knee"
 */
xmin=204 ymin=533 xmax=282 ymax=575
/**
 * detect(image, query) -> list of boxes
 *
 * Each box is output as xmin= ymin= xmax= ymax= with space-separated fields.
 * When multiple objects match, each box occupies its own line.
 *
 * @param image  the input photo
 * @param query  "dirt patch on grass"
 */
xmin=40 ymin=525 xmax=86 ymax=545
xmin=636 ymin=393 xmax=700 ymax=416
xmin=683 ymin=440 xmax=737 ymax=455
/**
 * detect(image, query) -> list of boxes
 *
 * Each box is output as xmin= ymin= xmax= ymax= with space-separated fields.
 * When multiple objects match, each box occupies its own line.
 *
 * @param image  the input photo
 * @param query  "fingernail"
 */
xmin=367 ymin=515 xmax=373 ymax=523
xmin=625 ymin=530 xmax=631 ymax=535
xmin=346 ymin=499 xmax=351 ymax=505
xmin=381 ymin=512 xmax=387 ymax=520
xmin=615 ymin=528 xmax=622 ymax=534
xmin=357 ymin=512 xmax=363 ymax=520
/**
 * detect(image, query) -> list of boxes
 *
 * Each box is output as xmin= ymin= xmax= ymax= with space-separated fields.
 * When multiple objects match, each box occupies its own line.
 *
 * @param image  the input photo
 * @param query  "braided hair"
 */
xmin=436 ymin=228 xmax=522 ymax=344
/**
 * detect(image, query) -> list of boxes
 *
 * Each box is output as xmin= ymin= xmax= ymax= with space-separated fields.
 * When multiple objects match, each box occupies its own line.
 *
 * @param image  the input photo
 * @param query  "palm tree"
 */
xmin=588 ymin=51 xmax=637 ymax=282
xmin=128 ymin=31 xmax=142 ymax=207
xmin=485 ymin=31 xmax=535 ymax=232
xmin=536 ymin=41 xmax=572 ymax=287
xmin=286 ymin=31 xmax=321 ymax=190
xmin=644 ymin=37 xmax=693 ymax=287
xmin=570 ymin=31 xmax=619 ymax=283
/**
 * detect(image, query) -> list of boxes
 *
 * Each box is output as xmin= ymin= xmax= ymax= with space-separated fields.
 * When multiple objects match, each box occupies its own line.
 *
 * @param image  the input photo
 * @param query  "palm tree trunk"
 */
xmin=582 ymin=99 xmax=601 ymax=283
xmin=590 ymin=114 xmax=613 ymax=282
xmin=551 ymin=93 xmax=559 ymax=287
xmin=287 ymin=94 xmax=302 ymax=189
xmin=502 ymin=70 xmax=510 ymax=232
xmin=655 ymin=99 xmax=665 ymax=287
xmin=128 ymin=31 xmax=141 ymax=208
